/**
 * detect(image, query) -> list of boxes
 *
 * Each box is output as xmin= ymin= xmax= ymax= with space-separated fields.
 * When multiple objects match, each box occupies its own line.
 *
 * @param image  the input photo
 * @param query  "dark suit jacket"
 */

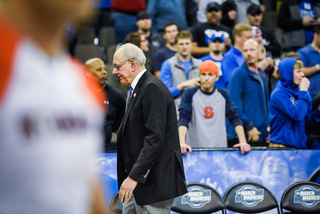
xmin=117 ymin=71 xmax=187 ymax=206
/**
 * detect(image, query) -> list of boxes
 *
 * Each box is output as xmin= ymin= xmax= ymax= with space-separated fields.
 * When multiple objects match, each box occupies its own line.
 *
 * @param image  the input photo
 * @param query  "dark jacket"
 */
xmin=117 ymin=71 xmax=187 ymax=205
xmin=277 ymin=0 xmax=320 ymax=50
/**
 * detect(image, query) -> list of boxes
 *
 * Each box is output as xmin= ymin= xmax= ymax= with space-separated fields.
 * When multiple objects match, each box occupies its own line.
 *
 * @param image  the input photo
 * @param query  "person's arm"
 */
xmin=177 ymin=77 xmax=200 ymax=92
xmin=227 ymin=69 xmax=253 ymax=128
xmin=178 ymin=125 xmax=192 ymax=155
xmin=178 ymin=88 xmax=194 ymax=155
xmin=263 ymin=29 xmax=282 ymax=58
xmin=227 ymin=68 xmax=261 ymax=141
xmin=119 ymin=177 xmax=138 ymax=202
xmin=277 ymin=1 xmax=304 ymax=31
xmin=233 ymin=125 xmax=251 ymax=155
xmin=258 ymin=57 xmax=274 ymax=71
xmin=159 ymin=60 xmax=181 ymax=97
xmin=127 ymin=83 xmax=172 ymax=185
xmin=297 ymin=49 xmax=320 ymax=76
xmin=90 ymin=177 xmax=108 ymax=214
xmin=221 ymin=88 xmax=250 ymax=153
xmin=272 ymin=78 xmax=310 ymax=121
xmin=301 ymin=65 xmax=320 ymax=77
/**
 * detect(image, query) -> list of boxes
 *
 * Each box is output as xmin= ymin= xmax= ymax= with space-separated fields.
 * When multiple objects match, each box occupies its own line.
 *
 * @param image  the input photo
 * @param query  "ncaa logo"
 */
xmin=294 ymin=185 xmax=320 ymax=207
xmin=182 ymin=186 xmax=211 ymax=208
xmin=235 ymin=185 xmax=264 ymax=207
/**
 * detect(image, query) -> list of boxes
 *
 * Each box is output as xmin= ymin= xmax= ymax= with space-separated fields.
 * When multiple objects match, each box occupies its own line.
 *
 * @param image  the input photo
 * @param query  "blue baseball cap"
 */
xmin=210 ymin=32 xmax=225 ymax=43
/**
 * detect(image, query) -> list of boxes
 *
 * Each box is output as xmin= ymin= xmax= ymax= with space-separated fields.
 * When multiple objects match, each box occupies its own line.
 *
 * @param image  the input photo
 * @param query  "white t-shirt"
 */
xmin=0 ymin=16 xmax=105 ymax=214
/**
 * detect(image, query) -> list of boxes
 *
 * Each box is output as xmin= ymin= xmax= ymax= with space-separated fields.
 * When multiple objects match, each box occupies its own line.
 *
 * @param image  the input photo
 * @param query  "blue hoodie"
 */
xmin=269 ymin=57 xmax=320 ymax=148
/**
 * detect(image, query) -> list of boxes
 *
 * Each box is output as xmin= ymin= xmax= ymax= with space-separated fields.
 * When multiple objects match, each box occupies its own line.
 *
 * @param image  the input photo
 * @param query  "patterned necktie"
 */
xmin=126 ymin=87 xmax=133 ymax=111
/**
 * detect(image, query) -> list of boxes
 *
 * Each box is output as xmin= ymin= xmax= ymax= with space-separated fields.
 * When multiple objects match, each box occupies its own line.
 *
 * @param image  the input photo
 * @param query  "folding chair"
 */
xmin=109 ymin=191 xmax=123 ymax=214
xmin=76 ymin=26 xmax=95 ymax=44
xmin=280 ymin=181 xmax=320 ymax=214
xmin=223 ymin=181 xmax=280 ymax=213
xmin=99 ymin=27 xmax=116 ymax=48
xmin=74 ymin=44 xmax=104 ymax=63
xmin=171 ymin=182 xmax=225 ymax=214
xmin=308 ymin=166 xmax=320 ymax=183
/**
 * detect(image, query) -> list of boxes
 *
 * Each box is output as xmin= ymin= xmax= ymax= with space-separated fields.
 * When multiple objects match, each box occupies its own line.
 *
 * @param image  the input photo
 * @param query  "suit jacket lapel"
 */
xmin=119 ymin=71 xmax=149 ymax=137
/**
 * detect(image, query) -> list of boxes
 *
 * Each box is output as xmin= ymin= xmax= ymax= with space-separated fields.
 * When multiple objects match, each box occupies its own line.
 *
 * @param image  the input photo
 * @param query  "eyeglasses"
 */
xmin=113 ymin=58 xmax=131 ymax=70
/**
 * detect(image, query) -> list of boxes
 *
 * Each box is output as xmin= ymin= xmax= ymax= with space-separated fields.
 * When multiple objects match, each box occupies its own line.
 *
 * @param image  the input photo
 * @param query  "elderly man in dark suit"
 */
xmin=112 ymin=43 xmax=187 ymax=213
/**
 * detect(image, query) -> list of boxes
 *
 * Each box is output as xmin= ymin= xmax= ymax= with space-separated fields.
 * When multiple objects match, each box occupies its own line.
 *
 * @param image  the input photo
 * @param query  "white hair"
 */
xmin=116 ymin=43 xmax=146 ymax=65
xmin=85 ymin=57 xmax=102 ymax=66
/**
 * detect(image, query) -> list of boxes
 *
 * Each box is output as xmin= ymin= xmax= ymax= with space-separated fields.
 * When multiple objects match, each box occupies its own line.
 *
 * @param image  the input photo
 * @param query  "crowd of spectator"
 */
xmin=71 ymin=0 xmax=320 ymax=152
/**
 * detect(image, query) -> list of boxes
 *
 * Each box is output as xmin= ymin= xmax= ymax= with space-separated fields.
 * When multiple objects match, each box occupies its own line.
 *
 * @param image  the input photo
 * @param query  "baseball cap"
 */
xmin=251 ymin=26 xmax=262 ymax=36
xmin=206 ymin=2 xmax=221 ymax=12
xmin=247 ymin=4 xmax=262 ymax=16
xmin=210 ymin=32 xmax=225 ymax=43
xmin=136 ymin=11 xmax=151 ymax=21
xmin=199 ymin=60 xmax=219 ymax=74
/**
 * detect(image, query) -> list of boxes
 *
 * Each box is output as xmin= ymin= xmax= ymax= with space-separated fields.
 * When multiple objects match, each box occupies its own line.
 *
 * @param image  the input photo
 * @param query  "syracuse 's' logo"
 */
xmin=294 ymin=185 xmax=320 ymax=207
xmin=182 ymin=186 xmax=211 ymax=208
xmin=235 ymin=185 xmax=264 ymax=207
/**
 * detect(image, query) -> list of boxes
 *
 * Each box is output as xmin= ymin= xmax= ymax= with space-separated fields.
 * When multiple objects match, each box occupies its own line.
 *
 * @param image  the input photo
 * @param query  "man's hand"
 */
xmin=177 ymin=77 xmax=200 ymax=91
xmin=119 ymin=177 xmax=138 ymax=202
xmin=233 ymin=143 xmax=251 ymax=155
xmin=181 ymin=144 xmax=192 ymax=155
xmin=299 ymin=77 xmax=310 ymax=91
xmin=303 ymin=16 xmax=317 ymax=27
xmin=258 ymin=57 xmax=274 ymax=70
xmin=247 ymin=127 xmax=261 ymax=142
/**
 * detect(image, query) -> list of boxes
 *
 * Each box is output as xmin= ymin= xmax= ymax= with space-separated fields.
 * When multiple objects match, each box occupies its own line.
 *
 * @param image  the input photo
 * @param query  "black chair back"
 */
xmin=281 ymin=181 xmax=320 ymax=214
xmin=171 ymin=182 xmax=225 ymax=214
xmin=223 ymin=181 xmax=280 ymax=213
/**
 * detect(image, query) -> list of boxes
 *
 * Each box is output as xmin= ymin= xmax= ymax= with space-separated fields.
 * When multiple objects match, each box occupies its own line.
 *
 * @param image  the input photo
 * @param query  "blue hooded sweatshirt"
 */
xmin=269 ymin=57 xmax=320 ymax=148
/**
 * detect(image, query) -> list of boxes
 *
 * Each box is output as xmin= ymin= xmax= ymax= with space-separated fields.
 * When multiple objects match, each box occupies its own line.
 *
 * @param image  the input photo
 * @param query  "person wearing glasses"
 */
xmin=112 ymin=43 xmax=187 ymax=213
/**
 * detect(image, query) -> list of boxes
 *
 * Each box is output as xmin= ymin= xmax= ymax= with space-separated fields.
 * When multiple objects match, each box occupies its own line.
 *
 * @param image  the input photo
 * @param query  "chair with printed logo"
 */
xmin=280 ymin=181 xmax=320 ymax=214
xmin=308 ymin=166 xmax=320 ymax=183
xmin=109 ymin=191 xmax=123 ymax=214
xmin=171 ymin=182 xmax=225 ymax=214
xmin=223 ymin=181 xmax=280 ymax=214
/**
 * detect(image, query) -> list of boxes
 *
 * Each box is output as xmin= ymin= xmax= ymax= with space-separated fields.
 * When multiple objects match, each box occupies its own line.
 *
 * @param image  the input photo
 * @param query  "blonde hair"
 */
xmin=232 ymin=23 xmax=252 ymax=39
xmin=294 ymin=60 xmax=304 ymax=69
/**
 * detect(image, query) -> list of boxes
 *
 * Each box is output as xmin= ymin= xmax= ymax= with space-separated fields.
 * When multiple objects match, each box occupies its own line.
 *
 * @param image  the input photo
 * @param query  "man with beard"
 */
xmin=200 ymin=32 xmax=227 ymax=88
xmin=222 ymin=23 xmax=274 ymax=86
xmin=191 ymin=2 xmax=232 ymax=58
xmin=85 ymin=58 xmax=126 ymax=150
xmin=178 ymin=60 xmax=251 ymax=155
xmin=227 ymin=39 xmax=269 ymax=147
xmin=246 ymin=4 xmax=281 ymax=58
